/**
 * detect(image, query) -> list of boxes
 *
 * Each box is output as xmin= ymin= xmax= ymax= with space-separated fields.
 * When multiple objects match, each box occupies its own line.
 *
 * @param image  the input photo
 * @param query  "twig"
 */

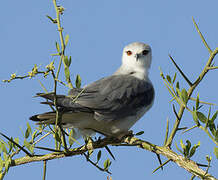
xmin=192 ymin=17 xmax=212 ymax=54
xmin=199 ymin=126 xmax=218 ymax=146
xmin=55 ymin=78 xmax=67 ymax=86
xmin=43 ymin=160 xmax=47 ymax=180
xmin=182 ymin=125 xmax=198 ymax=134
xmin=0 ymin=170 xmax=6 ymax=180
xmin=152 ymin=159 xmax=171 ymax=173
xmin=32 ymin=132 xmax=52 ymax=145
xmin=207 ymin=66 xmax=218 ymax=70
xmin=204 ymin=159 xmax=211 ymax=176
xmin=164 ymin=118 xmax=169 ymax=146
xmin=189 ymin=97 xmax=216 ymax=106
xmin=172 ymin=104 xmax=181 ymax=121
xmin=0 ymin=132 xmax=33 ymax=157
xmin=52 ymin=0 xmax=73 ymax=88
xmin=190 ymin=175 xmax=196 ymax=180
xmin=193 ymin=48 xmax=218 ymax=85
xmin=83 ymin=153 xmax=112 ymax=174
xmin=59 ymin=126 xmax=69 ymax=152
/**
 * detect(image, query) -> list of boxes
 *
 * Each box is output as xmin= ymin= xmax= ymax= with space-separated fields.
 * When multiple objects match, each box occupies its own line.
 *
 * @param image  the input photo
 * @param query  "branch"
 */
xmin=52 ymin=0 xmax=73 ymax=89
xmin=165 ymin=47 xmax=218 ymax=147
xmin=9 ymin=137 xmax=216 ymax=180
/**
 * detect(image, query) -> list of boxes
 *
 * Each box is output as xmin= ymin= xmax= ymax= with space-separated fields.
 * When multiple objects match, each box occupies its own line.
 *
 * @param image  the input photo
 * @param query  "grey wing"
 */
xmin=66 ymin=75 xmax=154 ymax=122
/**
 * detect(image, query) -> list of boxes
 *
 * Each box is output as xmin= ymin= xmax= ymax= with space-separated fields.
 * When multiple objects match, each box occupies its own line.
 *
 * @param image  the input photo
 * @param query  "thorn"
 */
xmin=169 ymin=55 xmax=193 ymax=87
xmin=105 ymin=146 xmax=116 ymax=160
xmin=0 ymin=132 xmax=33 ymax=157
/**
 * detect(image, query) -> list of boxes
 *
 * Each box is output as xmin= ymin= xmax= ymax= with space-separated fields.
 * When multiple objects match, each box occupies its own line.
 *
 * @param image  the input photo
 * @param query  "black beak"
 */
xmin=135 ymin=54 xmax=140 ymax=61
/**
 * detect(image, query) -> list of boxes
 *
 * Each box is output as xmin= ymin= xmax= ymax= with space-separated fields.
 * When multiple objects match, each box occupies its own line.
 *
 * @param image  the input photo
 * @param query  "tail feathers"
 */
xmin=30 ymin=111 xmax=96 ymax=139
xmin=40 ymin=101 xmax=54 ymax=106
xmin=29 ymin=112 xmax=56 ymax=125
xmin=36 ymin=93 xmax=68 ymax=108
xmin=35 ymin=93 xmax=54 ymax=101
xmin=36 ymin=93 xmax=65 ymax=102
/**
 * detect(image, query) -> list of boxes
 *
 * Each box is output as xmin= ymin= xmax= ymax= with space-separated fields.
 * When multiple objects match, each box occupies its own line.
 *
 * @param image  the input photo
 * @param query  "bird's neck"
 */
xmin=114 ymin=65 xmax=149 ymax=80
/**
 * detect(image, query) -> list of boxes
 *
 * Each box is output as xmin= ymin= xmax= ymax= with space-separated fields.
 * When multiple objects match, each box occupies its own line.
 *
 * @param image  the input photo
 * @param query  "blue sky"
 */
xmin=0 ymin=0 xmax=217 ymax=180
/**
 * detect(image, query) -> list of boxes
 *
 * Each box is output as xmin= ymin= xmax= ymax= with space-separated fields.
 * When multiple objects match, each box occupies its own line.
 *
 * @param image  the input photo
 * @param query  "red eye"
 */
xmin=126 ymin=50 xmax=132 ymax=56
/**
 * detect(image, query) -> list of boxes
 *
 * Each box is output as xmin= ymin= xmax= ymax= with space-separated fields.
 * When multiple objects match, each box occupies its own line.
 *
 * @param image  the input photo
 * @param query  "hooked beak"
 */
xmin=135 ymin=53 xmax=140 ymax=61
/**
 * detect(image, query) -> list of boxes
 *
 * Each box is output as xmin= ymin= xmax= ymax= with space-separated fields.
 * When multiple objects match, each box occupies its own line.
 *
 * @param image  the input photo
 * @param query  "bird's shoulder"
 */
xmin=69 ymin=74 xmax=154 ymax=105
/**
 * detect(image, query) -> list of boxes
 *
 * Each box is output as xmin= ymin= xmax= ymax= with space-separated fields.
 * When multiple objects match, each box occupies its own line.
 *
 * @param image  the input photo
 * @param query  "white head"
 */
xmin=115 ymin=42 xmax=152 ymax=79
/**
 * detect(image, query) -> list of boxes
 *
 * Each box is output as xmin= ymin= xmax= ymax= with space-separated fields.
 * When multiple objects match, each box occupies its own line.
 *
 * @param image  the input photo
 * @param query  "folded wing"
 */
xmin=36 ymin=75 xmax=154 ymax=123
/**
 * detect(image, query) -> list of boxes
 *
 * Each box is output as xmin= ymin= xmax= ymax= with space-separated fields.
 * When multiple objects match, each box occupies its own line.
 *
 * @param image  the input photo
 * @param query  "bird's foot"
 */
xmin=116 ymin=130 xmax=134 ymax=141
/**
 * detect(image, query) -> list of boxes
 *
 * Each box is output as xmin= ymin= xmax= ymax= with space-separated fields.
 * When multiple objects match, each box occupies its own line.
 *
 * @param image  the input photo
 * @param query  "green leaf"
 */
xmin=166 ymin=75 xmax=171 ymax=84
xmin=65 ymin=34 xmax=69 ymax=46
xmin=181 ymin=88 xmax=188 ymax=104
xmin=54 ymin=131 xmax=61 ymax=143
xmin=210 ymin=111 xmax=218 ymax=123
xmin=25 ymin=122 xmax=32 ymax=139
xmin=55 ymin=41 xmax=60 ymax=53
xmin=27 ymin=122 xmax=32 ymax=135
xmin=65 ymin=56 xmax=71 ymax=67
xmin=68 ymin=56 xmax=72 ymax=67
xmin=196 ymin=94 xmax=199 ymax=110
xmin=205 ymin=107 xmax=211 ymax=128
xmin=159 ymin=69 xmax=164 ymax=79
xmin=214 ymin=147 xmax=218 ymax=159
xmin=215 ymin=130 xmax=218 ymax=142
xmin=103 ymin=159 xmax=111 ymax=170
xmin=176 ymin=88 xmax=181 ymax=99
xmin=180 ymin=139 xmax=186 ymax=156
xmin=172 ymin=73 xmax=177 ymax=83
xmin=88 ymin=149 xmax=93 ymax=158
xmin=206 ymin=155 xmax=212 ymax=162
xmin=97 ymin=150 xmax=102 ymax=163
xmin=135 ymin=131 xmax=144 ymax=136
xmin=180 ymin=139 xmax=185 ymax=150
xmin=176 ymin=81 xmax=180 ymax=89
xmin=13 ymin=138 xmax=19 ymax=150
xmin=185 ymin=140 xmax=191 ymax=155
xmin=192 ymin=111 xmax=200 ymax=126
xmin=0 ymin=157 xmax=3 ymax=172
xmin=46 ymin=15 xmax=57 ymax=23
xmin=64 ymin=67 xmax=70 ymax=82
xmin=175 ymin=82 xmax=180 ymax=97
xmin=23 ymin=139 xmax=34 ymax=154
xmin=3 ymin=152 xmax=8 ymax=161
xmin=196 ymin=112 xmax=207 ymax=123
xmin=189 ymin=141 xmax=200 ymax=158
xmin=75 ymin=74 xmax=82 ymax=88
xmin=25 ymin=129 xmax=30 ymax=139
xmin=8 ymin=139 xmax=13 ymax=153
xmin=175 ymin=142 xmax=183 ymax=154
xmin=0 ymin=142 xmax=7 ymax=154
xmin=31 ymin=130 xmax=38 ymax=143
xmin=64 ymin=56 xmax=69 ymax=67
xmin=23 ymin=139 xmax=30 ymax=148
xmin=208 ymin=123 xmax=216 ymax=136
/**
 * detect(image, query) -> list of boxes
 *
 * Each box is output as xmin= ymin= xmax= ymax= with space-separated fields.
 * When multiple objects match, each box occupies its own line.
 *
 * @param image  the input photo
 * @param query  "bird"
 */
xmin=30 ymin=42 xmax=155 ymax=138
